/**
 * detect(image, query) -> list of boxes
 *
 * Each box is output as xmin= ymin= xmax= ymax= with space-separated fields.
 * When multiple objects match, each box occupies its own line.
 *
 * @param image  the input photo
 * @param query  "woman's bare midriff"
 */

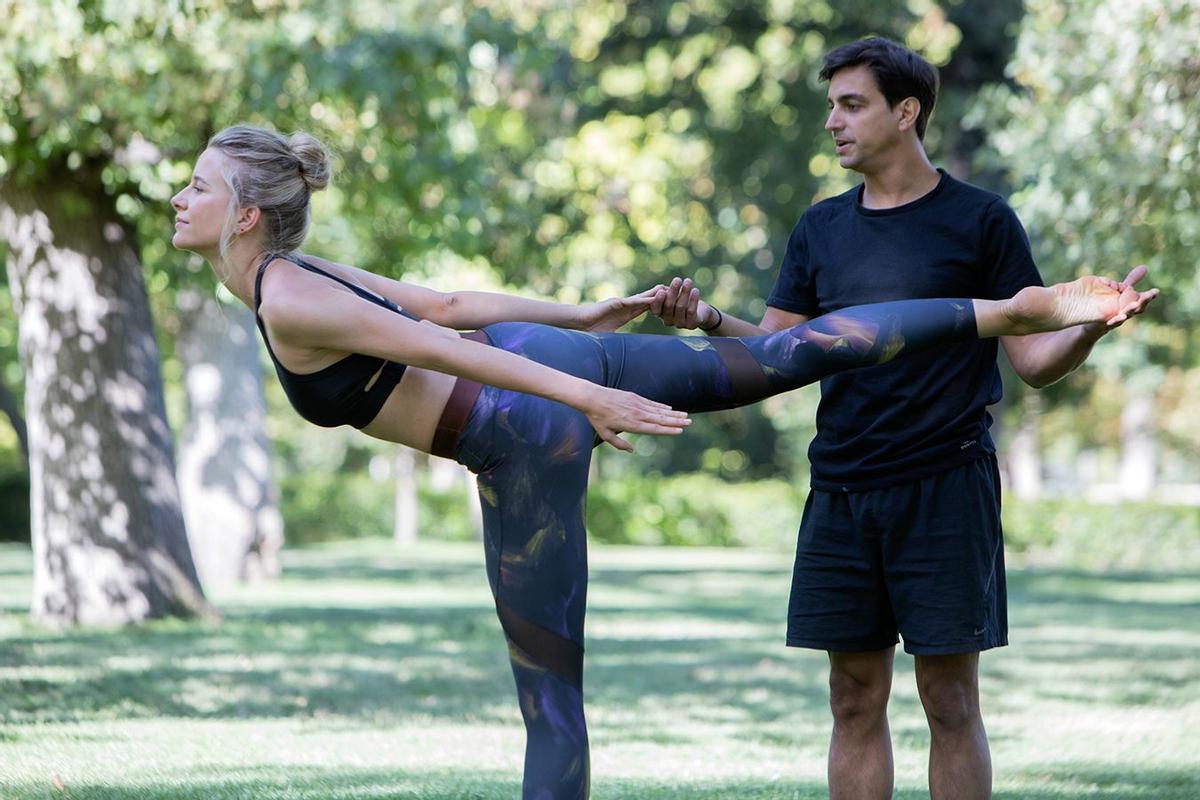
xmin=358 ymin=364 xmax=457 ymax=452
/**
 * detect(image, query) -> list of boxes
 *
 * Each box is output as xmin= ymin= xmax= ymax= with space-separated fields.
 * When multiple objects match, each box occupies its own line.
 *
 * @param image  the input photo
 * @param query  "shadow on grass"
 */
xmin=1 ymin=542 xmax=1198 ymax=798
xmin=0 ymin=766 xmax=835 ymax=800
xmin=0 ymin=547 xmax=819 ymax=728
xmin=1008 ymin=570 xmax=1200 ymax=630
xmin=0 ymin=767 xmax=521 ymax=800
xmin=996 ymin=764 xmax=1200 ymax=800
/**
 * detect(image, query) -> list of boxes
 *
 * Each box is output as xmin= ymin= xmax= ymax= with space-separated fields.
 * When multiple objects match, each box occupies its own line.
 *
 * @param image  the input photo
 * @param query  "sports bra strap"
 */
xmin=253 ymin=252 xmax=408 ymax=317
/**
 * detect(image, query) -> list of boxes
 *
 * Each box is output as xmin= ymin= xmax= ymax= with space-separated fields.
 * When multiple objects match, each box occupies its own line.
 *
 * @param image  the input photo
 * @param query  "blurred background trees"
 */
xmin=0 ymin=0 xmax=1196 ymax=625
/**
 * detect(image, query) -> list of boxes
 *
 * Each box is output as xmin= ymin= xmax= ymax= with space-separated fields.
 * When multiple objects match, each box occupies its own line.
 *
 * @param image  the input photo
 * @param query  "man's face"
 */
xmin=824 ymin=64 xmax=907 ymax=173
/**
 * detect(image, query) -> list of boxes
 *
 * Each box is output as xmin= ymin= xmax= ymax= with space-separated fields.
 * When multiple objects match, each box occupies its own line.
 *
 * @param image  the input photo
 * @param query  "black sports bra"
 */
xmin=253 ymin=253 xmax=420 ymax=428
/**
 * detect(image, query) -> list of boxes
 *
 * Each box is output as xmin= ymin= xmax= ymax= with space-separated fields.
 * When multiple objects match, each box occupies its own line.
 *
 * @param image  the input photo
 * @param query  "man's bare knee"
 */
xmin=829 ymin=649 xmax=894 ymax=727
xmin=916 ymin=654 xmax=981 ymax=733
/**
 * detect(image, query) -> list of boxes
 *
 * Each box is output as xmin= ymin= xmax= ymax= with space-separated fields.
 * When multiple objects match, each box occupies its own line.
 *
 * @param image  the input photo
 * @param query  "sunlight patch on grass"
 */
xmin=589 ymin=616 xmax=775 ymax=641
xmin=362 ymin=623 xmax=420 ymax=645
xmin=1022 ymin=571 xmax=1200 ymax=605
xmin=1021 ymin=623 xmax=1200 ymax=649
xmin=221 ymin=578 xmax=494 ymax=611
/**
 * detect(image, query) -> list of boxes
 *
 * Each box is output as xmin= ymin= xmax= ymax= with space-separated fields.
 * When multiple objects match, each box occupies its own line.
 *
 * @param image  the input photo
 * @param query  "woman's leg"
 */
xmin=603 ymin=297 xmax=978 ymax=411
xmin=476 ymin=421 xmax=593 ymax=800
xmin=605 ymin=279 xmax=1133 ymax=410
xmin=461 ymin=326 xmax=612 ymax=799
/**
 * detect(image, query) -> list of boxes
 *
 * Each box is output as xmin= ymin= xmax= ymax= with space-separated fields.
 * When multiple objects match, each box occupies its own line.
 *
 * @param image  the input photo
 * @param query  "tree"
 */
xmin=0 ymin=184 xmax=214 ymax=624
xmin=984 ymin=0 xmax=1200 ymax=495
xmin=175 ymin=290 xmax=283 ymax=586
xmin=0 ymin=1 xmax=279 ymax=623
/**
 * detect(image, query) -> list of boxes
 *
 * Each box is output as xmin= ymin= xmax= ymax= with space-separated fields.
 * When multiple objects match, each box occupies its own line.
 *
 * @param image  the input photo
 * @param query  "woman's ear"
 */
xmin=236 ymin=206 xmax=261 ymax=235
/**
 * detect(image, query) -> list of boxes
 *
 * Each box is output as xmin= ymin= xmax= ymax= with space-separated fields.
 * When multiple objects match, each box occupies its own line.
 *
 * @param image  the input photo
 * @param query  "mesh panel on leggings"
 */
xmin=708 ymin=337 xmax=774 ymax=407
xmin=496 ymin=598 xmax=584 ymax=688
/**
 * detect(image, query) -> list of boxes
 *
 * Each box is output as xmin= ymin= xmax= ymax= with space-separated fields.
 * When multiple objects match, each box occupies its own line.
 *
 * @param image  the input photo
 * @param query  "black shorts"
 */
xmin=786 ymin=455 xmax=1007 ymax=656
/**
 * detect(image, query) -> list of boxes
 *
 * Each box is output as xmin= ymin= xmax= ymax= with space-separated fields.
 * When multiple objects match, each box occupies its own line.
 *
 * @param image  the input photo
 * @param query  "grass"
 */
xmin=1 ymin=539 xmax=1198 ymax=799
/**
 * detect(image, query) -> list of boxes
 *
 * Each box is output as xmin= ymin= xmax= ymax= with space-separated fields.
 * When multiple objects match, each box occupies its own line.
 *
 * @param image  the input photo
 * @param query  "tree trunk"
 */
xmin=0 ymin=374 xmax=28 ymax=463
xmin=1119 ymin=386 xmax=1158 ymax=500
xmin=0 ymin=178 xmax=215 ymax=626
xmin=1007 ymin=393 xmax=1043 ymax=500
xmin=176 ymin=289 xmax=283 ymax=587
xmin=393 ymin=447 xmax=418 ymax=545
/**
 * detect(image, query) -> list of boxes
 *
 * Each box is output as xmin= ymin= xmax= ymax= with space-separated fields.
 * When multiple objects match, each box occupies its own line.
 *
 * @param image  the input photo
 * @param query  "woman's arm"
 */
xmin=298 ymin=254 xmax=656 ymax=332
xmin=261 ymin=282 xmax=690 ymax=450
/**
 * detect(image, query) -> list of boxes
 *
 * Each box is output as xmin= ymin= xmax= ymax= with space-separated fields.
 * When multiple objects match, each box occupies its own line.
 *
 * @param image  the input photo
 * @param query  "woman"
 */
xmin=171 ymin=124 xmax=1153 ymax=799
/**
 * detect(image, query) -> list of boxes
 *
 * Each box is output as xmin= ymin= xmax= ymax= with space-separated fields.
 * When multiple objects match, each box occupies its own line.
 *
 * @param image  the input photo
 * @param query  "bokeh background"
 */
xmin=1 ymin=0 xmax=1197 ymax=611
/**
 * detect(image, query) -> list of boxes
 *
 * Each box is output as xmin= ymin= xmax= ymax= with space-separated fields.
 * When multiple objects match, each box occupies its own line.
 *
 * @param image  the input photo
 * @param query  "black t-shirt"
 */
xmin=767 ymin=170 xmax=1043 ymax=491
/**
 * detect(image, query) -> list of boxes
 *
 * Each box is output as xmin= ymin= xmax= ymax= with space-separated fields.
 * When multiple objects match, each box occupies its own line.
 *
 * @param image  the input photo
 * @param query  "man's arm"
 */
xmin=649 ymin=276 xmax=809 ymax=336
xmin=1001 ymin=265 xmax=1156 ymax=388
xmin=1000 ymin=325 xmax=1106 ymax=388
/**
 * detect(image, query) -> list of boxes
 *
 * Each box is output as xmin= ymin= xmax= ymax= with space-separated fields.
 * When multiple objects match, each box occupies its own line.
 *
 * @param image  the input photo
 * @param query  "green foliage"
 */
xmin=587 ymin=472 xmax=803 ymax=548
xmin=982 ymin=0 xmax=1200 ymax=363
xmin=0 ymin=257 xmax=25 ymax=541
xmin=278 ymin=467 xmax=393 ymax=544
xmin=500 ymin=0 xmax=967 ymax=303
xmin=0 ymin=451 xmax=28 ymax=543
xmin=196 ymin=457 xmax=479 ymax=546
xmin=274 ymin=458 xmax=806 ymax=549
xmin=416 ymin=480 xmax=479 ymax=542
xmin=1003 ymin=495 xmax=1200 ymax=571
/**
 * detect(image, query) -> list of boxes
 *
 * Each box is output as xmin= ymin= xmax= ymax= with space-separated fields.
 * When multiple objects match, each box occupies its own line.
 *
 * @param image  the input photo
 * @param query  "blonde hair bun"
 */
xmin=289 ymin=132 xmax=332 ymax=192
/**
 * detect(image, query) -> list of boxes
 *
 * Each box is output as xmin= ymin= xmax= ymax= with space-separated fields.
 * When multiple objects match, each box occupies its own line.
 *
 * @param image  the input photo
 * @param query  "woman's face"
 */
xmin=170 ymin=148 xmax=235 ymax=256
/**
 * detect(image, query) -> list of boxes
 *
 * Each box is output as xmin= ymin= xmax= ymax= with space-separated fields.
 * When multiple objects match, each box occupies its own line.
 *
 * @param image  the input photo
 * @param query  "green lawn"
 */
xmin=1 ymin=539 xmax=1198 ymax=799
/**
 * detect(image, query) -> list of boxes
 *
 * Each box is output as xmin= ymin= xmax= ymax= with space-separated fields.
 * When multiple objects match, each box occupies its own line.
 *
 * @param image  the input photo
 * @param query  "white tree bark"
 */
xmin=393 ymin=447 xmax=418 ymax=545
xmin=1119 ymin=387 xmax=1158 ymax=500
xmin=1008 ymin=393 xmax=1043 ymax=500
xmin=176 ymin=289 xmax=283 ymax=588
xmin=1 ymin=182 xmax=214 ymax=626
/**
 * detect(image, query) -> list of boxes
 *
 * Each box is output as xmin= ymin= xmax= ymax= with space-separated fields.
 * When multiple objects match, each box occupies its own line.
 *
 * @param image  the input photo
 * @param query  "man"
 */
xmin=650 ymin=37 xmax=1154 ymax=799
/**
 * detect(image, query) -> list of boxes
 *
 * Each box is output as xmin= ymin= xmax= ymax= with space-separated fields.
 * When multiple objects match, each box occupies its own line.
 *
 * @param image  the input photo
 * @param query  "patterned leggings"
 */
xmin=448 ymin=298 xmax=976 ymax=799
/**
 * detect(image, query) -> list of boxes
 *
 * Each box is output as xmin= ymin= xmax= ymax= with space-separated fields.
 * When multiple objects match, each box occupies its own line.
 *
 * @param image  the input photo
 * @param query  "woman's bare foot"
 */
xmin=1003 ymin=275 xmax=1155 ymax=333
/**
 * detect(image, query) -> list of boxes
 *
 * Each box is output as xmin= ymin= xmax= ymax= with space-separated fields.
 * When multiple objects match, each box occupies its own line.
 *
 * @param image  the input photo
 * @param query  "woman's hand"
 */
xmin=578 ymin=386 xmax=691 ymax=451
xmin=576 ymin=286 xmax=666 ymax=332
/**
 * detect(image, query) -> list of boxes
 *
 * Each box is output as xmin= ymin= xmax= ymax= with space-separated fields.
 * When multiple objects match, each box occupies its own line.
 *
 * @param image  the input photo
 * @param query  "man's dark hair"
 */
xmin=820 ymin=37 xmax=940 ymax=141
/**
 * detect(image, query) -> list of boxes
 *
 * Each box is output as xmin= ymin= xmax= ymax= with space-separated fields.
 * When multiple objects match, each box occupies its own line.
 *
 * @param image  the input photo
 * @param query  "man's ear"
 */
xmin=896 ymin=97 xmax=921 ymax=133
xmin=235 ymin=206 xmax=261 ymax=235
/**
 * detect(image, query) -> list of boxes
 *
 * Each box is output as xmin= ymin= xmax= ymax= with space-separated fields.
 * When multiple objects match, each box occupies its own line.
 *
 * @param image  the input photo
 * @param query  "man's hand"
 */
xmin=576 ymin=286 xmax=665 ymax=332
xmin=648 ymin=277 xmax=720 ymax=330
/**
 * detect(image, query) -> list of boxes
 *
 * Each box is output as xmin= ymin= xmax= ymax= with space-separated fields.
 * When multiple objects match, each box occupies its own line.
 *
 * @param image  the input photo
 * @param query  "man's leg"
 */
xmin=828 ymin=647 xmax=896 ymax=800
xmin=788 ymin=489 xmax=899 ymax=798
xmin=915 ymin=652 xmax=991 ymax=800
xmin=879 ymin=457 xmax=1005 ymax=800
